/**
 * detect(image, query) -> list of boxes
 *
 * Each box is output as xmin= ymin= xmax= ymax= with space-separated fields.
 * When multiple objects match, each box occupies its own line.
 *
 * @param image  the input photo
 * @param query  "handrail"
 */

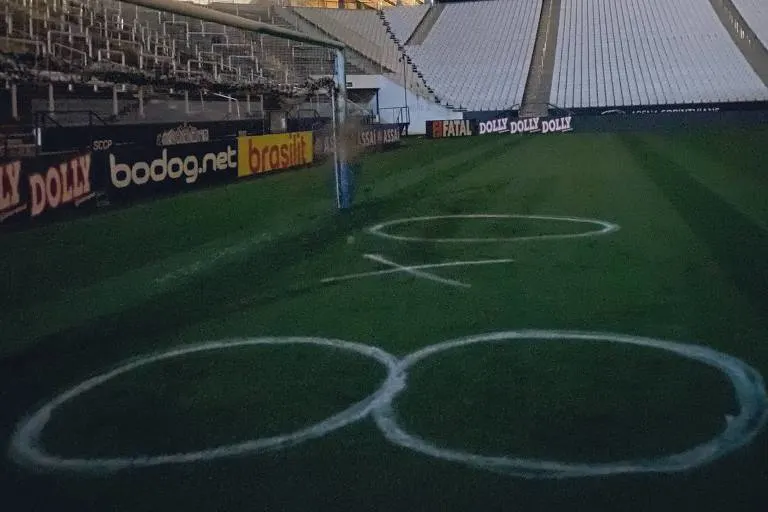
xmin=120 ymin=0 xmax=345 ymax=50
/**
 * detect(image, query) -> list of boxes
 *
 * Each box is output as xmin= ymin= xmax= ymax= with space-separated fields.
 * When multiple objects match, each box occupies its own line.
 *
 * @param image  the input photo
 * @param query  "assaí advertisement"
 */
xmin=1 ymin=152 xmax=96 ymax=225
xmin=237 ymin=132 xmax=314 ymax=178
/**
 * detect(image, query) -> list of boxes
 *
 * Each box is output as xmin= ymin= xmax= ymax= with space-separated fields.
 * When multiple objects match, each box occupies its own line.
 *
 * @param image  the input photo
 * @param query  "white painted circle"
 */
xmin=8 ymin=337 xmax=401 ymax=473
xmin=9 ymin=331 xmax=767 ymax=478
xmin=367 ymin=214 xmax=620 ymax=243
xmin=372 ymin=330 xmax=768 ymax=478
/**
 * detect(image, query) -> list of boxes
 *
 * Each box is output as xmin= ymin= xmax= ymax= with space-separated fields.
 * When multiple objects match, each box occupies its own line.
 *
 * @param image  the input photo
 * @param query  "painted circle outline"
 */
xmin=8 ymin=331 xmax=768 ymax=478
xmin=372 ymin=330 xmax=768 ymax=478
xmin=8 ymin=337 xmax=401 ymax=473
xmin=367 ymin=214 xmax=620 ymax=243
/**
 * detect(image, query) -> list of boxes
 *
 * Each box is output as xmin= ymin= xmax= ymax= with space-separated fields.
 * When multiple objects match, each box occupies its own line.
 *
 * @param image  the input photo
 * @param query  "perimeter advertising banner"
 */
xmin=0 ymin=151 xmax=98 ymax=225
xmin=42 ymin=120 xmax=268 ymax=154
xmin=425 ymin=116 xmax=574 ymax=138
xmin=426 ymin=119 xmax=474 ymax=138
xmin=237 ymin=132 xmax=314 ymax=178
xmin=106 ymin=139 xmax=238 ymax=200
xmin=314 ymin=123 xmax=406 ymax=157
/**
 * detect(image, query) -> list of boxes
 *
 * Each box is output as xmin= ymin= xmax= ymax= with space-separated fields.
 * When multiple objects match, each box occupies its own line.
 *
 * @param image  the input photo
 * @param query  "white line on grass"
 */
xmin=0 ymin=203 xmax=27 ymax=222
xmin=7 ymin=331 xmax=768 ymax=478
xmin=155 ymin=232 xmax=273 ymax=286
xmin=321 ymin=258 xmax=516 ymax=285
xmin=372 ymin=330 xmax=768 ymax=479
xmin=1 ymin=232 xmax=276 ymax=359
xmin=74 ymin=192 xmax=97 ymax=207
xmin=367 ymin=214 xmax=620 ymax=243
xmin=7 ymin=337 xmax=401 ymax=473
xmin=363 ymin=254 xmax=471 ymax=288
xmin=323 ymin=214 xmax=619 ymax=288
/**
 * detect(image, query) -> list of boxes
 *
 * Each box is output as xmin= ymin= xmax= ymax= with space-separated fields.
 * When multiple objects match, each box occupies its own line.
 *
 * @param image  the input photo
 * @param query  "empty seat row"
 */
xmin=291 ymin=7 xmax=432 ymax=99
xmin=731 ymin=0 xmax=768 ymax=48
xmin=406 ymin=0 xmax=542 ymax=111
xmin=382 ymin=4 xmax=430 ymax=44
xmin=550 ymin=0 xmax=768 ymax=108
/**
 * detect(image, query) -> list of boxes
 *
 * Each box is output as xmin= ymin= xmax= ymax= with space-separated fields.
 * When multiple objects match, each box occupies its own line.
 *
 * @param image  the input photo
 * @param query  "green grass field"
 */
xmin=2 ymin=128 xmax=768 ymax=512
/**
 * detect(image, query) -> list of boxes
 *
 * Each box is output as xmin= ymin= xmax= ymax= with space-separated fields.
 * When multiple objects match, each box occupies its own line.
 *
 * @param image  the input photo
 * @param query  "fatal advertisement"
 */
xmin=426 ymin=119 xmax=474 ymax=138
xmin=426 ymin=116 xmax=574 ymax=138
xmin=0 ymin=152 xmax=97 ymax=225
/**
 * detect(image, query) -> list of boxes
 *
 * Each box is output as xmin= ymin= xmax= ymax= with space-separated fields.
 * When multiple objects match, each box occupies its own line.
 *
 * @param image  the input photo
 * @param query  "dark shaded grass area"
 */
xmin=621 ymin=133 xmax=768 ymax=316
xmin=1 ymin=130 xmax=767 ymax=512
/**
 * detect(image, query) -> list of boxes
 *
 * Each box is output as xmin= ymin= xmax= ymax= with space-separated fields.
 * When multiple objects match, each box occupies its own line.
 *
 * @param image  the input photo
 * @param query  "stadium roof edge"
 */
xmin=121 ymin=0 xmax=346 ymax=50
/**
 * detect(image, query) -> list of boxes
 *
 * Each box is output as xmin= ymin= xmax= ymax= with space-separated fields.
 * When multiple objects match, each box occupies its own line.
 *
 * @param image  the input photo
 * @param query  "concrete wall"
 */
xmin=351 ymin=74 xmax=462 ymax=134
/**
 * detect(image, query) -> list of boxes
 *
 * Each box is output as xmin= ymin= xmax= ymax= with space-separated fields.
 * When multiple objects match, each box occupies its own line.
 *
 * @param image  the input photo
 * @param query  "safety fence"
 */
xmin=0 ymin=121 xmax=407 ymax=228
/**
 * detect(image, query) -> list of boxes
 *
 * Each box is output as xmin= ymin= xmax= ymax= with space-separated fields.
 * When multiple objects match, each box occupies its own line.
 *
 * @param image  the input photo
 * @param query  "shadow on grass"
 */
xmin=0 ymin=135 xmax=528 ymax=416
xmin=620 ymin=133 xmax=768 ymax=317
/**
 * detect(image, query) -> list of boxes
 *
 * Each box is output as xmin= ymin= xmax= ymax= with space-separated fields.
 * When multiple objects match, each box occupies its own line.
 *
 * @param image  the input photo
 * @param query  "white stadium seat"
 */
xmin=406 ymin=0 xmax=542 ymax=111
xmin=550 ymin=0 xmax=768 ymax=108
xmin=731 ymin=0 xmax=768 ymax=49
xmin=383 ymin=5 xmax=430 ymax=44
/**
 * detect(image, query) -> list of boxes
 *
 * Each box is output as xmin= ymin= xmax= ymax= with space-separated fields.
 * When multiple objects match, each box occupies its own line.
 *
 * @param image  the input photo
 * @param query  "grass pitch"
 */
xmin=1 ymin=128 xmax=768 ymax=512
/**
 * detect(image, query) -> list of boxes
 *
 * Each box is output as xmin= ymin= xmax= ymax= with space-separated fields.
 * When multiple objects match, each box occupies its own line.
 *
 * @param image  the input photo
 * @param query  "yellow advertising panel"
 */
xmin=237 ymin=131 xmax=314 ymax=178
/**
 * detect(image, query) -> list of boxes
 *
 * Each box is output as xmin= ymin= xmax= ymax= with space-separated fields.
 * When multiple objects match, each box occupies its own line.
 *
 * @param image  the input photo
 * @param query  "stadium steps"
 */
xmin=212 ymin=2 xmax=339 ymax=83
xmin=709 ymin=0 xmax=768 ymax=88
xmin=377 ymin=7 xmax=438 ymax=105
xmin=380 ymin=4 xmax=430 ymax=44
xmin=520 ymin=0 xmax=562 ymax=118
xmin=274 ymin=6 xmax=387 ymax=76
xmin=292 ymin=7 xmax=400 ymax=73
xmin=285 ymin=7 xmax=437 ymax=102
xmin=406 ymin=3 xmax=445 ymax=46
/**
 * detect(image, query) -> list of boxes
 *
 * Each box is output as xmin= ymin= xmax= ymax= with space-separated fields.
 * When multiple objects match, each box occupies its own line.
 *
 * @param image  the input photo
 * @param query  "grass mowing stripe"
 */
xmin=621 ymin=133 xmax=768 ymax=317
xmin=356 ymin=135 xmax=527 ymax=211
xmin=0 ymin=167 xmax=336 ymax=312
xmin=2 ymin=129 xmax=768 ymax=512
xmin=658 ymin=131 xmax=768 ymax=231
xmin=0 ymin=232 xmax=275 ymax=357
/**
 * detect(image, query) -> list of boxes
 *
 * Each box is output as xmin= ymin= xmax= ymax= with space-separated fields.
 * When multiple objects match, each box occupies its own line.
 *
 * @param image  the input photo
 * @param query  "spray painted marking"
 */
xmin=367 ymin=214 xmax=620 ymax=243
xmin=363 ymin=254 xmax=471 ymax=288
xmin=372 ymin=330 xmax=768 ymax=479
xmin=321 ymin=258 xmax=516 ymax=285
xmin=74 ymin=192 xmax=97 ymax=207
xmin=7 ymin=337 xmax=400 ymax=473
xmin=0 ymin=204 xmax=28 ymax=222
xmin=8 ymin=331 xmax=767 ymax=478
xmin=155 ymin=232 xmax=272 ymax=286
xmin=323 ymin=214 xmax=617 ymax=287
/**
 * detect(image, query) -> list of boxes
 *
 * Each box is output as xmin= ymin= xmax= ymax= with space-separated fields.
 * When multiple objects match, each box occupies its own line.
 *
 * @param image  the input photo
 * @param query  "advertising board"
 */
xmin=1 ymin=151 xmax=97 ymax=224
xmin=425 ymin=116 xmax=574 ymax=138
xmin=107 ymin=140 xmax=238 ymax=199
xmin=426 ymin=119 xmax=474 ymax=138
xmin=314 ymin=123 xmax=406 ymax=157
xmin=237 ymin=132 xmax=314 ymax=178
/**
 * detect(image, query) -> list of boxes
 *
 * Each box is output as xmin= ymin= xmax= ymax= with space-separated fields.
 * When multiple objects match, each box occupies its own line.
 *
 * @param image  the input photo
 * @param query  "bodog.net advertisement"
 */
xmin=1 ymin=152 xmax=98 ymax=226
xmin=237 ymin=131 xmax=313 ymax=178
xmin=106 ymin=139 xmax=238 ymax=200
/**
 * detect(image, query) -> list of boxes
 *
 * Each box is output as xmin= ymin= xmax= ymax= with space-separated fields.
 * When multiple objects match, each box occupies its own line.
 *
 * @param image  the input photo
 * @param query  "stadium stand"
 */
xmin=380 ymin=4 xmax=430 ymax=45
xmin=731 ymin=0 xmax=768 ymax=48
xmin=298 ymin=8 xmax=400 ymax=71
xmin=0 ymin=0 xmax=342 ymax=125
xmin=290 ymin=6 xmax=434 ymax=100
xmin=405 ymin=0 xmax=542 ymax=111
xmin=550 ymin=0 xmax=768 ymax=109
